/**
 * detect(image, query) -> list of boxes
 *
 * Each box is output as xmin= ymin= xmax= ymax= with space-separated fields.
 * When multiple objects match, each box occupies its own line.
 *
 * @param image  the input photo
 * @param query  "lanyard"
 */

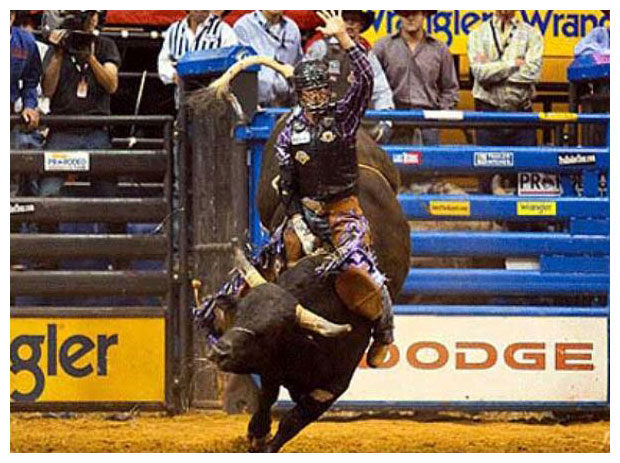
xmin=490 ymin=20 xmax=515 ymax=59
xmin=70 ymin=55 xmax=89 ymax=75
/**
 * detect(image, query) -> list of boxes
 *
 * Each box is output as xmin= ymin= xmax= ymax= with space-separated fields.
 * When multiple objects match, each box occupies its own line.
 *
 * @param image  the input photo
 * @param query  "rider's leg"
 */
xmin=367 ymin=284 xmax=395 ymax=368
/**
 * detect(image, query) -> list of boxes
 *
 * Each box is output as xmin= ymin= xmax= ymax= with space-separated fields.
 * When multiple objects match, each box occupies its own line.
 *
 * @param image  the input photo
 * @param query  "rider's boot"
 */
xmin=367 ymin=285 xmax=394 ymax=368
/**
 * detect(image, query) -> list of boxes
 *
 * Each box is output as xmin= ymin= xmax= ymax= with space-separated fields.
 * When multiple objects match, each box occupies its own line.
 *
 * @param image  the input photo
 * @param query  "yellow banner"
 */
xmin=10 ymin=318 xmax=165 ymax=403
xmin=517 ymin=201 xmax=557 ymax=216
xmin=362 ymin=10 xmax=609 ymax=57
xmin=429 ymin=201 xmax=471 ymax=216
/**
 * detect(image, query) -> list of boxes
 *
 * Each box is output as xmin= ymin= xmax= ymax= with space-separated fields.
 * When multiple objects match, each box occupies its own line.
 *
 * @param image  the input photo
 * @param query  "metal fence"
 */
xmin=236 ymin=108 xmax=610 ymax=410
xmin=9 ymin=114 xmax=190 ymax=413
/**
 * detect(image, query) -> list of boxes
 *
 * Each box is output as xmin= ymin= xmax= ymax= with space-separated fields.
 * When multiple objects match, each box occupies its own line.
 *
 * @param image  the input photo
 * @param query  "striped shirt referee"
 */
xmin=158 ymin=12 xmax=238 ymax=85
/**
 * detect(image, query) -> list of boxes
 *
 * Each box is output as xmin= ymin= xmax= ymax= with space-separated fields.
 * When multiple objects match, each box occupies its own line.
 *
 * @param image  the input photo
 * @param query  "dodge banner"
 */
xmin=10 ymin=318 xmax=165 ymax=403
xmin=279 ymin=315 xmax=608 ymax=404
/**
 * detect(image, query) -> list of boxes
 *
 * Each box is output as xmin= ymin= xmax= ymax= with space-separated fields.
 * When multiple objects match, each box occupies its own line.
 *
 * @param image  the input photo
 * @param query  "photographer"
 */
xmin=40 ymin=10 xmax=121 ymax=199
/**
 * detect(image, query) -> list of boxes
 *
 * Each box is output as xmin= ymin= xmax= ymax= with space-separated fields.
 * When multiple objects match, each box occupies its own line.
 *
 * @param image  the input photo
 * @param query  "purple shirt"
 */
xmin=275 ymin=45 xmax=373 ymax=214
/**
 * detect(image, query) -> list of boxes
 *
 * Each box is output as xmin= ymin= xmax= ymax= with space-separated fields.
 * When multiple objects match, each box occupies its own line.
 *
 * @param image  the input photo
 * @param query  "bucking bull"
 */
xmin=193 ymin=54 xmax=410 ymax=452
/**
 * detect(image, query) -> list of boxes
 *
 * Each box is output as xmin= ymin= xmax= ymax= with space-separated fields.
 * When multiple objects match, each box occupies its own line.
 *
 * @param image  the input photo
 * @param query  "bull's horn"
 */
xmin=209 ymin=56 xmax=295 ymax=98
xmin=233 ymin=247 xmax=267 ymax=288
xmin=295 ymin=304 xmax=352 ymax=337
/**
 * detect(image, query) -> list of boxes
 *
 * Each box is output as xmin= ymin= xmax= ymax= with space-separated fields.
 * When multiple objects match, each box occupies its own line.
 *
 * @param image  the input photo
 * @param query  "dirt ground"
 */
xmin=10 ymin=410 xmax=609 ymax=453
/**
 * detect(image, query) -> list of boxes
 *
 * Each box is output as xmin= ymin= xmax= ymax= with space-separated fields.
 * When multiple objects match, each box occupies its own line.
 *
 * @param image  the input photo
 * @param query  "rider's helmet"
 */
xmin=293 ymin=60 xmax=331 ymax=113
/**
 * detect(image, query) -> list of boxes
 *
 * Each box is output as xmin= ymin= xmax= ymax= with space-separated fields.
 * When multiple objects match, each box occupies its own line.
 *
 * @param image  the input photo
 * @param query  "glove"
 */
xmin=369 ymin=121 xmax=392 ymax=144
xmin=290 ymin=214 xmax=318 ymax=256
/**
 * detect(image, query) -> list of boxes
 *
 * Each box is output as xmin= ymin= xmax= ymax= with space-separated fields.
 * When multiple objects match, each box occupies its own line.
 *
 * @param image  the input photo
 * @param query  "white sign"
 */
xmin=422 ymin=110 xmax=464 ymax=121
xmin=44 ymin=151 xmax=90 ymax=172
xmin=558 ymin=153 xmax=596 ymax=166
xmin=403 ymin=152 xmax=422 ymax=165
xmin=10 ymin=204 xmax=35 ymax=214
xmin=278 ymin=315 xmax=608 ymax=404
xmin=474 ymin=152 xmax=514 ymax=167
xmin=518 ymin=172 xmax=561 ymax=196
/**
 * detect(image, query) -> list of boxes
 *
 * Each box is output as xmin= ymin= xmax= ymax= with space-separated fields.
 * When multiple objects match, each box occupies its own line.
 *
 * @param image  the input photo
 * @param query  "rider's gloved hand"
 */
xmin=369 ymin=120 xmax=392 ymax=144
xmin=290 ymin=213 xmax=318 ymax=256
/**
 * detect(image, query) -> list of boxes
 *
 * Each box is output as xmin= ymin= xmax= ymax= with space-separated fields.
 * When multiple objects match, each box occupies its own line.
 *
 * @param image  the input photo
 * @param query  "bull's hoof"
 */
xmin=248 ymin=434 xmax=272 ymax=453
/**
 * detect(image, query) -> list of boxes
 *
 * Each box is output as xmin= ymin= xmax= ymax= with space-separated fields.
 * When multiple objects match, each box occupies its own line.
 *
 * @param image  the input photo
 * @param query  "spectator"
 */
xmin=13 ymin=11 xmax=50 ymax=124
xmin=233 ymin=10 xmax=302 ymax=107
xmin=158 ymin=10 xmax=238 ymax=103
xmin=305 ymin=10 xmax=394 ymax=143
xmin=10 ymin=10 xmax=42 ymax=173
xmin=374 ymin=10 xmax=459 ymax=146
xmin=467 ymin=10 xmax=543 ymax=146
xmin=11 ymin=11 xmax=49 ymax=205
xmin=41 ymin=10 xmax=120 ymax=199
xmin=575 ymin=10 xmax=610 ymax=56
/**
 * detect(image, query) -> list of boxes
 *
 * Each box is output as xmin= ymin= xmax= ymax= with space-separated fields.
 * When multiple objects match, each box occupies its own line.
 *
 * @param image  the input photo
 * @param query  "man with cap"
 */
xmin=305 ymin=10 xmax=395 ymax=142
xmin=374 ymin=10 xmax=459 ymax=146
xmin=275 ymin=10 xmax=394 ymax=368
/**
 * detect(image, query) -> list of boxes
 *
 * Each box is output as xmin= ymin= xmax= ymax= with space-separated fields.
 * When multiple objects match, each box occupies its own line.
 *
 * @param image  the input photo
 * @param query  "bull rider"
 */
xmin=275 ymin=10 xmax=394 ymax=368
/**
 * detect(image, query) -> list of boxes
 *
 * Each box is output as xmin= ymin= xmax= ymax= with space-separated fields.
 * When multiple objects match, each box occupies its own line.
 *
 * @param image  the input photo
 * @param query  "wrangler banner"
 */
xmin=10 ymin=318 xmax=165 ymax=403
xmin=362 ymin=10 xmax=609 ymax=57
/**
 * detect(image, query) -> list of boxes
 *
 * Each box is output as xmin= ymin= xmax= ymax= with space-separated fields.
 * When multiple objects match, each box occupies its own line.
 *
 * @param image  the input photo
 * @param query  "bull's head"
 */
xmin=206 ymin=248 xmax=352 ymax=374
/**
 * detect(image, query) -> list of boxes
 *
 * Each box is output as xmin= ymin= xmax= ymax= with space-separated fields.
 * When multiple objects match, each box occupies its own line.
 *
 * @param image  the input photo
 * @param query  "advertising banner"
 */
xmin=10 ymin=318 xmax=165 ymax=403
xmin=280 ymin=315 xmax=608 ymax=404
xmin=362 ymin=10 xmax=609 ymax=57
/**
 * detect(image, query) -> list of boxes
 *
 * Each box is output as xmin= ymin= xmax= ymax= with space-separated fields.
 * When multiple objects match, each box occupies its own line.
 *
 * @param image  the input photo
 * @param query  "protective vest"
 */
xmin=290 ymin=109 xmax=358 ymax=203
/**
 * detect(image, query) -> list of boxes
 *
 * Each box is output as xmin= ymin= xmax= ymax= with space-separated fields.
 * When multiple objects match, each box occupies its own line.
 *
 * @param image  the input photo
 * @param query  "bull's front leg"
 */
xmin=264 ymin=389 xmax=339 ymax=453
xmin=247 ymin=377 xmax=280 ymax=452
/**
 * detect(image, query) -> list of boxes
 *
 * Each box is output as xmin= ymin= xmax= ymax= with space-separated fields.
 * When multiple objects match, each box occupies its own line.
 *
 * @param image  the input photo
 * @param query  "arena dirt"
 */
xmin=11 ymin=410 xmax=609 ymax=453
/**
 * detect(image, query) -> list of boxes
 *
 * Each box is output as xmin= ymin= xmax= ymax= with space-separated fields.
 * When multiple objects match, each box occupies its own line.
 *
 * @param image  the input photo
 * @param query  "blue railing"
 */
xmin=238 ymin=108 xmax=610 ymax=410
xmin=235 ymin=109 xmax=610 ymax=300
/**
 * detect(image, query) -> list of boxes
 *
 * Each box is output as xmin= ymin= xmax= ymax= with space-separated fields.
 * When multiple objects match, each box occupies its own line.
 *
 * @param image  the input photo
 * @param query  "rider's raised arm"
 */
xmin=335 ymin=45 xmax=374 ymax=138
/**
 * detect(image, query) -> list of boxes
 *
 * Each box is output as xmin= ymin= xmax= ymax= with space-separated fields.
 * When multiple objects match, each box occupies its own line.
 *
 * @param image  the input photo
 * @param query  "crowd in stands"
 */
xmin=10 ymin=9 xmax=610 ymax=198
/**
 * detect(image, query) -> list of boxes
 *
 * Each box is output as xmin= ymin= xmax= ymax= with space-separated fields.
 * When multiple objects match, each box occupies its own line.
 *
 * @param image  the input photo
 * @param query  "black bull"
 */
xmin=206 ymin=121 xmax=410 ymax=452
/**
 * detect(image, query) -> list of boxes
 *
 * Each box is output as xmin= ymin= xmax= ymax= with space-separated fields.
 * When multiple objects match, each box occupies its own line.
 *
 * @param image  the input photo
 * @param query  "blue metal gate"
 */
xmin=236 ymin=109 xmax=609 ymax=410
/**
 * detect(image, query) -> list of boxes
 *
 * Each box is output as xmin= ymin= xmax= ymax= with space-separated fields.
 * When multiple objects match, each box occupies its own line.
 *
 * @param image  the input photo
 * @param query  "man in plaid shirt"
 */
xmin=275 ymin=10 xmax=393 ymax=368
xmin=468 ymin=10 xmax=544 ymax=146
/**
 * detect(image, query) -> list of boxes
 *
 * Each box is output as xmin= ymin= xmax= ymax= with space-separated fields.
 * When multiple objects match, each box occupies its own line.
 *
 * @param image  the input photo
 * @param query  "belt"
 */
xmin=301 ymin=195 xmax=362 ymax=215
xmin=475 ymin=98 xmax=532 ymax=112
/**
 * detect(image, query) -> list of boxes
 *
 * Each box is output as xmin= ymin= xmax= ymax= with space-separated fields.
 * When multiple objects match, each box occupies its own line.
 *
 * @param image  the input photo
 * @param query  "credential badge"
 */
xmin=291 ymin=130 xmax=311 ymax=145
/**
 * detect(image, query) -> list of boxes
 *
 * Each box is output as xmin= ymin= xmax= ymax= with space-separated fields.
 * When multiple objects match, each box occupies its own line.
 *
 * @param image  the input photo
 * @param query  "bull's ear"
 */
xmin=214 ymin=294 xmax=238 ymax=313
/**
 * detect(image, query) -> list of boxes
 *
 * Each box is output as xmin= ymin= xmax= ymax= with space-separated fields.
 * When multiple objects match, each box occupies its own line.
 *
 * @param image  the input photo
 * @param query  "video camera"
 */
xmin=42 ymin=10 xmax=106 ymax=56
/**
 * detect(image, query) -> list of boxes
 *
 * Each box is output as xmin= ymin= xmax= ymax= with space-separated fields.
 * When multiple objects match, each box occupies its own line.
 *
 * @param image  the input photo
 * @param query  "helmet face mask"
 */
xmin=294 ymin=60 xmax=331 ymax=114
xmin=299 ymin=86 xmax=331 ymax=113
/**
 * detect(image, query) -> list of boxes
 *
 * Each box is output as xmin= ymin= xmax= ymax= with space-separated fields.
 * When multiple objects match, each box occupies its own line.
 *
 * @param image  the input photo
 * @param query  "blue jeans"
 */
xmin=38 ymin=129 xmax=115 ymax=197
xmin=10 ymin=127 xmax=45 ymax=197
xmin=474 ymin=100 xmax=537 ymax=147
xmin=390 ymin=125 xmax=440 ymax=146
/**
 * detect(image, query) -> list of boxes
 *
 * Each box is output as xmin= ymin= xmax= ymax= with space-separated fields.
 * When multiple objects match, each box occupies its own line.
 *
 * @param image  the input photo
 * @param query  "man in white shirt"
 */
xmin=233 ymin=10 xmax=302 ymax=107
xmin=158 ymin=10 xmax=238 ymax=89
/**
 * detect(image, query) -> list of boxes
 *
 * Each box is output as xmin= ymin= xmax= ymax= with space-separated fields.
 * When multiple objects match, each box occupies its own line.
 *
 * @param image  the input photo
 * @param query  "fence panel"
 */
xmin=237 ymin=108 xmax=610 ymax=410
xmin=9 ymin=115 xmax=188 ymax=413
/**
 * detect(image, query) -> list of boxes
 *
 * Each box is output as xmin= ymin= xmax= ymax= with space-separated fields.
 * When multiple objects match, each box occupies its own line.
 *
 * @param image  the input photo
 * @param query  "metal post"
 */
xmin=163 ymin=119 xmax=177 ymax=413
xmin=249 ymin=142 xmax=264 ymax=249
xmin=177 ymin=79 xmax=192 ymax=412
